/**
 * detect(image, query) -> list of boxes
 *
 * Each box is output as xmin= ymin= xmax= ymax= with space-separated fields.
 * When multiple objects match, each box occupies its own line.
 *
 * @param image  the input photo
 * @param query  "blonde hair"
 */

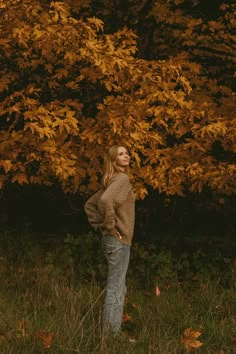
xmin=102 ymin=145 xmax=129 ymax=187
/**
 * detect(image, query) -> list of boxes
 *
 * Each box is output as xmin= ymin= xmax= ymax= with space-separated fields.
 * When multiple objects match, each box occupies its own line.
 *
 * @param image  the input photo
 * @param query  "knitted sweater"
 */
xmin=84 ymin=172 xmax=135 ymax=246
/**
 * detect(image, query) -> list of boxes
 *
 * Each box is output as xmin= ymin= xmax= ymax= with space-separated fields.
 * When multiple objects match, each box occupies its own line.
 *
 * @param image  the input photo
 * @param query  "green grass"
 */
xmin=0 ymin=230 xmax=235 ymax=353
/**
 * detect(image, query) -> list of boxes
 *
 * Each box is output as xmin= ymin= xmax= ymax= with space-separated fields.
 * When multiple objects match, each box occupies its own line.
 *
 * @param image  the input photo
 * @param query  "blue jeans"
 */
xmin=102 ymin=235 xmax=131 ymax=334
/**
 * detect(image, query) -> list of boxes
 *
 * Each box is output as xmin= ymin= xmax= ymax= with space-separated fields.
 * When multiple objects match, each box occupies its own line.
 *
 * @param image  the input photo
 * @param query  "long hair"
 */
xmin=102 ymin=145 xmax=129 ymax=187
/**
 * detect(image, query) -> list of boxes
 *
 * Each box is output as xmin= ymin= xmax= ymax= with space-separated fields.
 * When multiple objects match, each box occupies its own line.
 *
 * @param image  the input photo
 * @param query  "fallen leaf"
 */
xmin=122 ymin=312 xmax=134 ymax=323
xmin=181 ymin=327 xmax=203 ymax=351
xmin=36 ymin=329 xmax=55 ymax=348
xmin=155 ymin=285 xmax=161 ymax=296
xmin=16 ymin=319 xmax=30 ymax=338
xmin=0 ymin=335 xmax=6 ymax=343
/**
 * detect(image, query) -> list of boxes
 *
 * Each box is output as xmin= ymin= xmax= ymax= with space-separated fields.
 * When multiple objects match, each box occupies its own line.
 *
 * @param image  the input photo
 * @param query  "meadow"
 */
xmin=0 ymin=230 xmax=235 ymax=353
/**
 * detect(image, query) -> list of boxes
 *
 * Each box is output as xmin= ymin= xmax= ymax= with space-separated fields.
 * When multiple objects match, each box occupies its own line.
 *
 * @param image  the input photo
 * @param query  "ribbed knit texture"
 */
xmin=84 ymin=172 xmax=135 ymax=246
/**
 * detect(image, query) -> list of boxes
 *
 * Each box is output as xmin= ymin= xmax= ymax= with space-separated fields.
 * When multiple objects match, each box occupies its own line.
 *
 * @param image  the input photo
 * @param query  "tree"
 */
xmin=0 ymin=0 xmax=235 ymax=200
xmin=76 ymin=0 xmax=236 ymax=198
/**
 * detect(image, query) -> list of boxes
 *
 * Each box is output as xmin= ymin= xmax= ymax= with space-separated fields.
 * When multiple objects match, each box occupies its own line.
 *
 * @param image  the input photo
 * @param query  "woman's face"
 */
xmin=115 ymin=146 xmax=130 ymax=170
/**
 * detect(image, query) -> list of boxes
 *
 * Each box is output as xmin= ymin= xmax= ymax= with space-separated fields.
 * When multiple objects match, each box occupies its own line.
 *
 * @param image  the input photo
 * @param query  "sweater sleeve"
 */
xmin=84 ymin=190 xmax=103 ymax=231
xmin=98 ymin=173 xmax=131 ymax=235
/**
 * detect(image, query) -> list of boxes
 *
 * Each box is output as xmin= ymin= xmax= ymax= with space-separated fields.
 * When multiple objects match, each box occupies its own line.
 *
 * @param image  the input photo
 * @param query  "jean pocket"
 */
xmin=102 ymin=235 xmax=122 ymax=254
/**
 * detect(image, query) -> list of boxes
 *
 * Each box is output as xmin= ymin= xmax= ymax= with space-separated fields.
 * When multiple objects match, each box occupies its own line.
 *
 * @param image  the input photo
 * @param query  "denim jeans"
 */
xmin=102 ymin=235 xmax=131 ymax=334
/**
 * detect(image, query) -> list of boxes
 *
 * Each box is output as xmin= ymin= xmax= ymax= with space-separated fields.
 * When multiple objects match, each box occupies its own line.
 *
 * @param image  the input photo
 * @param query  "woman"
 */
xmin=84 ymin=145 xmax=135 ymax=335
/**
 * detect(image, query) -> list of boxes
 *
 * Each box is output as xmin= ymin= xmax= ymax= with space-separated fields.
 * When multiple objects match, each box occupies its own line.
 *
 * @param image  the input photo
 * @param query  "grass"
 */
xmin=0 ymin=230 xmax=235 ymax=353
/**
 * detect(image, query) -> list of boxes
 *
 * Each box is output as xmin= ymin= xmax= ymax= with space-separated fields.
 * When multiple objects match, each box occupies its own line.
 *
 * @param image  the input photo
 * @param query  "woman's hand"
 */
xmin=115 ymin=231 xmax=123 ymax=239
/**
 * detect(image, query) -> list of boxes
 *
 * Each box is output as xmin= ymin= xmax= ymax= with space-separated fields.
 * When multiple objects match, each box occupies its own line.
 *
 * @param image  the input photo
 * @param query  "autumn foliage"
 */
xmin=181 ymin=327 xmax=203 ymax=351
xmin=0 ymin=0 xmax=235 ymax=198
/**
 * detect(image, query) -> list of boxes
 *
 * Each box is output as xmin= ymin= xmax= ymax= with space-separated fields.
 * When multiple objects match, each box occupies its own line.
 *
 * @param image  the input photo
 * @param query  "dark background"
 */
xmin=1 ymin=184 xmax=235 ymax=247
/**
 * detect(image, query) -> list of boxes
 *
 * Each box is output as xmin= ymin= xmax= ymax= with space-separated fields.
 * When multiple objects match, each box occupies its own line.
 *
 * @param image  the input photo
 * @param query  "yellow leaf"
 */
xmin=136 ymin=186 xmax=148 ymax=200
xmin=55 ymin=68 xmax=69 ymax=79
xmin=0 ymin=160 xmax=12 ymax=173
xmin=12 ymin=174 xmax=28 ymax=185
xmin=51 ymin=1 xmax=70 ymax=22
xmin=181 ymin=327 xmax=203 ymax=350
xmin=131 ymin=151 xmax=141 ymax=167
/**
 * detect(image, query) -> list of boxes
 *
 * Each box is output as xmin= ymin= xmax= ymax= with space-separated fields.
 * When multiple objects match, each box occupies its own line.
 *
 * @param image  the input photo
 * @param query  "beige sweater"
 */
xmin=84 ymin=172 xmax=135 ymax=246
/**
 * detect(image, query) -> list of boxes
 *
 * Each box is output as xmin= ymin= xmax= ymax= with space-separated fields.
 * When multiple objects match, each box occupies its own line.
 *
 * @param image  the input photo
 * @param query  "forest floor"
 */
xmin=0 ymin=229 xmax=235 ymax=353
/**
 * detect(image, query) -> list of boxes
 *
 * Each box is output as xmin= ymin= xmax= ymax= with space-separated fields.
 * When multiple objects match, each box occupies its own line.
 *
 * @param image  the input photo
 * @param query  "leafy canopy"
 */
xmin=0 ymin=0 xmax=235 ymax=198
